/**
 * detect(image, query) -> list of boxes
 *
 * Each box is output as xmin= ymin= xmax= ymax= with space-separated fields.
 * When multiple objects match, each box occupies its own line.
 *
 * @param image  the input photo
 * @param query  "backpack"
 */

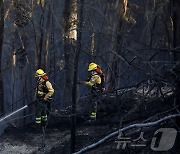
xmin=100 ymin=73 xmax=106 ymax=92
xmin=96 ymin=65 xmax=106 ymax=92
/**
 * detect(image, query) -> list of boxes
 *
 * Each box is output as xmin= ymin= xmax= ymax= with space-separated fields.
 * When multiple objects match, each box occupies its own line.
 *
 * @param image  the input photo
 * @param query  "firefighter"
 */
xmin=78 ymin=62 xmax=105 ymax=120
xmin=35 ymin=69 xmax=54 ymax=127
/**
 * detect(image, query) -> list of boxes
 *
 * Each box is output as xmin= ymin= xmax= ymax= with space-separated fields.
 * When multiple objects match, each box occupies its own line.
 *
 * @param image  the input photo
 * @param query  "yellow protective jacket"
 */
xmin=37 ymin=80 xmax=54 ymax=100
xmin=85 ymin=74 xmax=101 ymax=88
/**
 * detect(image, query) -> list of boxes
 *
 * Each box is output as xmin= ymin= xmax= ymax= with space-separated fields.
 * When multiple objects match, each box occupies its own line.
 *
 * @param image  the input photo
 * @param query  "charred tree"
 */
xmin=0 ymin=0 xmax=4 ymax=113
xmin=44 ymin=3 xmax=51 ymax=70
xmin=172 ymin=0 xmax=180 ymax=60
xmin=71 ymin=0 xmax=84 ymax=152
xmin=49 ymin=0 xmax=55 ymax=77
xmin=38 ymin=1 xmax=46 ymax=68
xmin=63 ymin=0 xmax=77 ymax=106
xmin=106 ymin=0 xmax=128 ymax=89
xmin=171 ymin=0 xmax=180 ymax=126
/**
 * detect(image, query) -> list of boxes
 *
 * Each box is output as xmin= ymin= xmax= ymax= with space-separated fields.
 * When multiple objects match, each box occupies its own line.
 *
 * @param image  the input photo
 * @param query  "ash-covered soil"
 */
xmin=1 ymin=119 xmax=179 ymax=154
xmin=0 ymin=87 xmax=180 ymax=154
xmin=1 ymin=114 xmax=180 ymax=154
xmin=0 ymin=122 xmax=71 ymax=154
xmin=0 ymin=119 xmax=119 ymax=154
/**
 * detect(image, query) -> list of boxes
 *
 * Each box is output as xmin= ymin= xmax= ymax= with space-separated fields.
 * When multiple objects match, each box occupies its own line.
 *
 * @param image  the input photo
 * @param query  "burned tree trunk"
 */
xmin=0 ymin=0 xmax=4 ymax=113
xmin=106 ymin=0 xmax=128 ymax=89
xmin=171 ymin=0 xmax=180 ymax=126
xmin=172 ymin=0 xmax=180 ymax=60
xmin=38 ymin=2 xmax=45 ymax=68
xmin=171 ymin=2 xmax=180 ymax=57
xmin=63 ymin=0 xmax=77 ymax=106
xmin=71 ymin=0 xmax=84 ymax=152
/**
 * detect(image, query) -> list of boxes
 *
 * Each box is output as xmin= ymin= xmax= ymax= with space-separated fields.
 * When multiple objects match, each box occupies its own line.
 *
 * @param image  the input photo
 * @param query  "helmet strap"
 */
xmin=37 ymin=77 xmax=42 ymax=83
xmin=91 ymin=70 xmax=97 ymax=75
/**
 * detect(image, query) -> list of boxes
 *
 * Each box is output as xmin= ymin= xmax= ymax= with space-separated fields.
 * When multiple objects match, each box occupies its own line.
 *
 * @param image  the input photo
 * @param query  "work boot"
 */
xmin=90 ymin=112 xmax=96 ymax=120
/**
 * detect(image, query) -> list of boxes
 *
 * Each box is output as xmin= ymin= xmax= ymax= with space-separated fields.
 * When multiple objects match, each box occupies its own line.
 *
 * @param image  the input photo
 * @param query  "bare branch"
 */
xmin=74 ymin=114 xmax=180 ymax=154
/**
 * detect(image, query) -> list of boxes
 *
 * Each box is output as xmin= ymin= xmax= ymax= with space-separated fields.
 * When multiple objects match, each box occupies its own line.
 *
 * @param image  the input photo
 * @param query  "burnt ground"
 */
xmin=0 ymin=122 xmax=70 ymax=154
xmin=0 ymin=87 xmax=180 ymax=154
xmin=1 ymin=115 xmax=180 ymax=154
xmin=0 ymin=119 xmax=119 ymax=154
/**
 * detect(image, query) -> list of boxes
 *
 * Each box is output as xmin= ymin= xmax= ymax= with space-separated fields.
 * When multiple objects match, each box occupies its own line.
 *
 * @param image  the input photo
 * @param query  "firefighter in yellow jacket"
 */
xmin=35 ymin=69 xmax=54 ymax=126
xmin=79 ymin=62 xmax=105 ymax=120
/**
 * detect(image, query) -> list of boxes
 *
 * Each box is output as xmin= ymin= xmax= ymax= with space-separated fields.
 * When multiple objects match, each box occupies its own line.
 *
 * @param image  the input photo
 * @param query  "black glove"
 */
xmin=44 ymin=97 xmax=53 ymax=102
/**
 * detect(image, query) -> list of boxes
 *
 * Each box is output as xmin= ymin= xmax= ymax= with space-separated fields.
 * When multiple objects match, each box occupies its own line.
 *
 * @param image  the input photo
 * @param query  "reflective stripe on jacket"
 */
xmin=37 ymin=80 xmax=54 ymax=100
xmin=85 ymin=74 xmax=101 ymax=87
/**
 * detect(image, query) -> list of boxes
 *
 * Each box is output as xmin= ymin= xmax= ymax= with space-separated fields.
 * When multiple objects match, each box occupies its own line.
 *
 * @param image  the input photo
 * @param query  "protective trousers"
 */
xmin=90 ymin=90 xmax=101 ymax=120
xmin=35 ymin=99 xmax=48 ymax=126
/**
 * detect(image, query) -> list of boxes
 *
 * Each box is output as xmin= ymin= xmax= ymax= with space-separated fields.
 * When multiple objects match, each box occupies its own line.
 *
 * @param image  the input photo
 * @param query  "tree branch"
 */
xmin=74 ymin=114 xmax=180 ymax=154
